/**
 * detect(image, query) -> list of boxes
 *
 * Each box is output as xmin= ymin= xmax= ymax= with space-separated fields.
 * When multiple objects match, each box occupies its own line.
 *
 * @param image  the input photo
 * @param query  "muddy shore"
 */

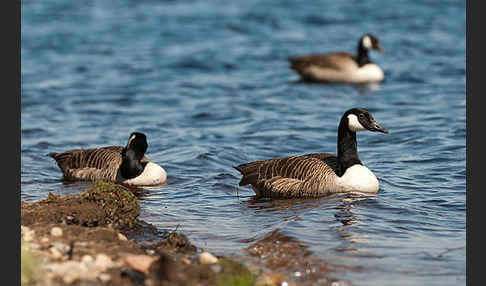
xmin=21 ymin=181 xmax=347 ymax=286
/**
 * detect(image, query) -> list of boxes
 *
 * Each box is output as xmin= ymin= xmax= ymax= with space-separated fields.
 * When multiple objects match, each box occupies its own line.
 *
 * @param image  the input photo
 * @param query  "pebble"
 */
xmin=81 ymin=255 xmax=94 ymax=265
xmin=210 ymin=264 xmax=222 ymax=273
xmin=94 ymin=254 xmax=113 ymax=271
xmin=181 ymin=257 xmax=192 ymax=265
xmin=98 ymin=273 xmax=111 ymax=283
xmin=145 ymin=279 xmax=156 ymax=286
xmin=255 ymin=273 xmax=286 ymax=286
xmin=50 ymin=227 xmax=63 ymax=237
xmin=21 ymin=226 xmax=35 ymax=242
xmin=123 ymin=254 xmax=156 ymax=274
xmin=49 ymin=247 xmax=63 ymax=259
xmin=199 ymin=252 xmax=218 ymax=264
xmin=118 ymin=233 xmax=128 ymax=241
xmin=146 ymin=249 xmax=155 ymax=255
xmin=51 ymin=242 xmax=70 ymax=254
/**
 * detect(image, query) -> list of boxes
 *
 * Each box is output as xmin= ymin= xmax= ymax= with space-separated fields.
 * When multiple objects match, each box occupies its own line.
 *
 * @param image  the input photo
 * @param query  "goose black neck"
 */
xmin=336 ymin=119 xmax=362 ymax=177
xmin=356 ymin=43 xmax=371 ymax=67
xmin=120 ymin=148 xmax=145 ymax=179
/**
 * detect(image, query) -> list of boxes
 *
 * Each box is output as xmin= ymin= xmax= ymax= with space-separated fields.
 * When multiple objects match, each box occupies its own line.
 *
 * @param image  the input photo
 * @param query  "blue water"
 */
xmin=21 ymin=0 xmax=466 ymax=285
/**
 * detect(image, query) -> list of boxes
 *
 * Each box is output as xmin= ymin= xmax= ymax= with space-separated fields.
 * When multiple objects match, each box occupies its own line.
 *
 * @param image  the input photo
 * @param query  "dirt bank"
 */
xmin=21 ymin=181 xmax=263 ymax=286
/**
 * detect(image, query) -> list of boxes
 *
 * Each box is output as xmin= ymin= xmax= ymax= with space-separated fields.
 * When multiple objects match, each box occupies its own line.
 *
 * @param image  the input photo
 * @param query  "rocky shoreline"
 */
xmin=21 ymin=181 xmax=345 ymax=286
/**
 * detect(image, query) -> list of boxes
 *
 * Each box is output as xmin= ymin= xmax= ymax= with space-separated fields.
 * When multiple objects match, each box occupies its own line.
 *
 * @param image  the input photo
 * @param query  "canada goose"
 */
xmin=234 ymin=108 xmax=388 ymax=198
xmin=48 ymin=132 xmax=167 ymax=187
xmin=289 ymin=34 xmax=385 ymax=84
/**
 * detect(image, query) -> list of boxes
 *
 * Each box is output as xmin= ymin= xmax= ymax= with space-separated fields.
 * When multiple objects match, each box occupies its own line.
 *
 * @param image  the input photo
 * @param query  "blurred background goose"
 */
xmin=48 ymin=132 xmax=167 ymax=187
xmin=289 ymin=33 xmax=385 ymax=84
xmin=234 ymin=108 xmax=388 ymax=198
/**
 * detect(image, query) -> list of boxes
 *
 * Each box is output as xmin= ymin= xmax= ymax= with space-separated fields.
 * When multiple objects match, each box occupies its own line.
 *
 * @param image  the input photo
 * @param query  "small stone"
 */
xmin=41 ymin=236 xmax=49 ymax=243
xmin=51 ymin=242 xmax=70 ymax=255
xmin=123 ymin=254 xmax=156 ymax=274
xmin=146 ymin=249 xmax=155 ymax=255
xmin=98 ymin=273 xmax=111 ymax=283
xmin=81 ymin=255 xmax=94 ymax=265
xmin=181 ymin=257 xmax=192 ymax=265
xmin=49 ymin=247 xmax=63 ymax=259
xmin=145 ymin=279 xmax=155 ymax=286
xmin=63 ymin=275 xmax=77 ymax=284
xmin=50 ymin=227 xmax=63 ymax=237
xmin=27 ymin=243 xmax=40 ymax=250
xmin=211 ymin=264 xmax=222 ymax=273
xmin=118 ymin=233 xmax=128 ymax=241
xmin=94 ymin=254 xmax=113 ymax=271
xmin=199 ymin=252 xmax=218 ymax=264
xmin=21 ymin=226 xmax=35 ymax=242
xmin=255 ymin=273 xmax=286 ymax=286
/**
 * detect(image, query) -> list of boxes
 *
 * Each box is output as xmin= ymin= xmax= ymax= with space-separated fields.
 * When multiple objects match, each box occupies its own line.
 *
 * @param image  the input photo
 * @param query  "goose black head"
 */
xmin=126 ymin=132 xmax=148 ymax=155
xmin=360 ymin=34 xmax=384 ymax=53
xmin=343 ymin=108 xmax=388 ymax=134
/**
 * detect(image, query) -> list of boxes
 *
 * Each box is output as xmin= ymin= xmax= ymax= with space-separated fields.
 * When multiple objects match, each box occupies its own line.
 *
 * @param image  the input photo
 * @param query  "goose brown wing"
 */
xmin=234 ymin=153 xmax=337 ymax=187
xmin=254 ymin=177 xmax=321 ymax=198
xmin=49 ymin=146 xmax=123 ymax=181
xmin=289 ymin=53 xmax=357 ymax=72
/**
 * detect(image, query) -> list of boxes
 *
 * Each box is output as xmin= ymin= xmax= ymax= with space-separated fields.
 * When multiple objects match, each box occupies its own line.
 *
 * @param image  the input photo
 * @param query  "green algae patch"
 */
xmin=21 ymin=181 xmax=140 ymax=230
xmin=216 ymin=258 xmax=258 ymax=286
xmin=21 ymin=243 xmax=43 ymax=285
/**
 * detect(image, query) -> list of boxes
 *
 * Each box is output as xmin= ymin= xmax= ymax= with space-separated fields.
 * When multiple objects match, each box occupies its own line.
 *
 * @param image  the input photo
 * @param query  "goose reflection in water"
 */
xmin=243 ymin=192 xmax=373 ymax=226
xmin=242 ymin=194 xmax=375 ymax=256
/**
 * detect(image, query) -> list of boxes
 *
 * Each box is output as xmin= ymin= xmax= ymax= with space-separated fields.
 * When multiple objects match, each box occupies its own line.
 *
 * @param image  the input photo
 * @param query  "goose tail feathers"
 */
xmin=233 ymin=163 xmax=259 ymax=186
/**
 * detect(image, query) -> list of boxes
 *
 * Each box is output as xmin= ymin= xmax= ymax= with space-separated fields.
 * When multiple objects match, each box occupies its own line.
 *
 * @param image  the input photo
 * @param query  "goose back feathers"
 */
xmin=234 ymin=153 xmax=338 ymax=198
xmin=49 ymin=146 xmax=125 ymax=182
xmin=49 ymin=132 xmax=167 ymax=187
xmin=234 ymin=108 xmax=388 ymax=198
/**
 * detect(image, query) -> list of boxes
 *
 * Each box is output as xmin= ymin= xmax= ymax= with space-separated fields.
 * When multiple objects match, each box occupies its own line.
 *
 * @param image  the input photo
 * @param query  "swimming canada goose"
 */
xmin=289 ymin=34 xmax=385 ymax=84
xmin=48 ymin=132 xmax=167 ymax=187
xmin=234 ymin=108 xmax=388 ymax=198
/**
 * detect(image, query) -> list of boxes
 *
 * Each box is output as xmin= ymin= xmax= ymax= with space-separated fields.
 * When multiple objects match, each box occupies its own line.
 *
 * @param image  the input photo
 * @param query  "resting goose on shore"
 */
xmin=289 ymin=34 xmax=385 ymax=84
xmin=48 ymin=132 xmax=167 ymax=187
xmin=234 ymin=108 xmax=388 ymax=198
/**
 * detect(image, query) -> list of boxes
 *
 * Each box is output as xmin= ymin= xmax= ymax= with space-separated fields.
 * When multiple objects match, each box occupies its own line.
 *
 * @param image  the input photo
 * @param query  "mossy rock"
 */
xmin=155 ymin=230 xmax=198 ymax=254
xmin=21 ymin=181 xmax=140 ymax=229
xmin=81 ymin=181 xmax=140 ymax=229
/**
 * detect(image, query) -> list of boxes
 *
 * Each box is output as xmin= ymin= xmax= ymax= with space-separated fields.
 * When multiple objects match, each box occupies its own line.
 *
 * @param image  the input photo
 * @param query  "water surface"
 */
xmin=21 ymin=0 xmax=466 ymax=285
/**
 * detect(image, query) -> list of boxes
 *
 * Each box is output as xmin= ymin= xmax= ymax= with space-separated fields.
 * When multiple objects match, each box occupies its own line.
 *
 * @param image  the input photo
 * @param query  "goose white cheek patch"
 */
xmin=362 ymin=36 xmax=372 ymax=49
xmin=347 ymin=114 xmax=366 ymax=131
xmin=127 ymin=134 xmax=136 ymax=146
